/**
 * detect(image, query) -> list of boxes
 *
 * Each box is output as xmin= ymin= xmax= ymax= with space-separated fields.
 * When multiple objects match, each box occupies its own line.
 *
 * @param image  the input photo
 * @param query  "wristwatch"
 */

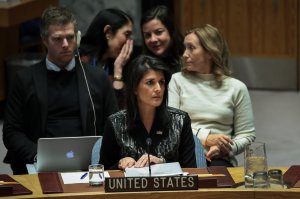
xmin=113 ymin=75 xmax=123 ymax=81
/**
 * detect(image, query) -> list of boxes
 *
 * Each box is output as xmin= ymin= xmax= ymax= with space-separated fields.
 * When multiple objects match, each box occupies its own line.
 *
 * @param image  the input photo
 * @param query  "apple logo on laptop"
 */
xmin=66 ymin=150 xmax=75 ymax=159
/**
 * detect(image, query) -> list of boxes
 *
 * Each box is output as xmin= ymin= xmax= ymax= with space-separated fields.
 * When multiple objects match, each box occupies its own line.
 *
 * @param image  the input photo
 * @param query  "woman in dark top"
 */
xmin=141 ymin=5 xmax=184 ymax=74
xmin=80 ymin=8 xmax=133 ymax=108
xmin=100 ymin=55 xmax=196 ymax=170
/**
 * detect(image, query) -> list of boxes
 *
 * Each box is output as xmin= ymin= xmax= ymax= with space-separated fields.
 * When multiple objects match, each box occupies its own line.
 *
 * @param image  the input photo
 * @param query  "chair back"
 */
xmin=193 ymin=134 xmax=207 ymax=168
xmin=91 ymin=135 xmax=206 ymax=167
xmin=91 ymin=136 xmax=103 ymax=164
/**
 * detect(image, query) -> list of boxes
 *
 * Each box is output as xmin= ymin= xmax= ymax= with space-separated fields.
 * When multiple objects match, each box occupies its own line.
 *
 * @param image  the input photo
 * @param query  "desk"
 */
xmin=5 ymin=167 xmax=300 ymax=199
xmin=0 ymin=0 xmax=58 ymax=101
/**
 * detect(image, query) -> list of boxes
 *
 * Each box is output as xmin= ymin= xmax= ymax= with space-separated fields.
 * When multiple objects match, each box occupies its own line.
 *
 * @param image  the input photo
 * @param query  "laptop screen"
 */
xmin=37 ymin=136 xmax=101 ymax=172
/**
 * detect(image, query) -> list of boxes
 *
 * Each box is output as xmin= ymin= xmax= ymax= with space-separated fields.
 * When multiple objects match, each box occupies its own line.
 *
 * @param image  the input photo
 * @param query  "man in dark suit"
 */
xmin=2 ymin=6 xmax=118 ymax=174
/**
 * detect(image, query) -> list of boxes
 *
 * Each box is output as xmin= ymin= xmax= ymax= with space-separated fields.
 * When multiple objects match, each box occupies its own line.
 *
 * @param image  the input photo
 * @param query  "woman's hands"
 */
xmin=206 ymin=145 xmax=220 ymax=161
xmin=118 ymin=154 xmax=164 ymax=170
xmin=205 ymin=134 xmax=233 ymax=161
xmin=118 ymin=157 xmax=136 ymax=170
xmin=135 ymin=154 xmax=164 ymax=168
xmin=113 ymin=39 xmax=133 ymax=89
xmin=113 ymin=40 xmax=133 ymax=77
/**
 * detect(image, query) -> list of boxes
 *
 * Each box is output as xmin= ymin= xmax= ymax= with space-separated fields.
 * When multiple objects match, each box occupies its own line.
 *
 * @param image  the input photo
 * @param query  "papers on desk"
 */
xmin=26 ymin=163 xmax=37 ymax=174
xmin=125 ymin=162 xmax=183 ymax=177
xmin=61 ymin=171 xmax=110 ymax=184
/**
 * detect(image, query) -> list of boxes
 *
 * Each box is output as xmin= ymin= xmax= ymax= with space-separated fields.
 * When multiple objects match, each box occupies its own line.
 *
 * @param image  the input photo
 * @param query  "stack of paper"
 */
xmin=61 ymin=171 xmax=110 ymax=184
xmin=125 ymin=162 xmax=183 ymax=177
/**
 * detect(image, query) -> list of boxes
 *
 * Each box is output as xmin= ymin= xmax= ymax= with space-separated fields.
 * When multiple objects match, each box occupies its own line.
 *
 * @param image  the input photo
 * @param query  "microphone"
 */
xmin=146 ymin=138 xmax=152 ymax=177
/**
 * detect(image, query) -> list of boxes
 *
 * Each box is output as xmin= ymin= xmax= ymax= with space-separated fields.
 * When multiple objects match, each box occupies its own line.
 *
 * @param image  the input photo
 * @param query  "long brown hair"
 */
xmin=183 ymin=24 xmax=231 ymax=82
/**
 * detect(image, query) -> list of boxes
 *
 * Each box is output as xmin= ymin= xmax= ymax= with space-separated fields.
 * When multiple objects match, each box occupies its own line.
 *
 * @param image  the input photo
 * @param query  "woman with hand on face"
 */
xmin=141 ymin=5 xmax=184 ymax=74
xmin=100 ymin=55 xmax=196 ymax=170
xmin=79 ymin=8 xmax=133 ymax=108
xmin=168 ymin=24 xmax=256 ymax=167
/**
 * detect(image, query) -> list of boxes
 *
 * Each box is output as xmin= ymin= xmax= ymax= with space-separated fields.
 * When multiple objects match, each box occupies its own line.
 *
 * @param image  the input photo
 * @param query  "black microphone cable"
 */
xmin=76 ymin=48 xmax=97 ymax=136
xmin=146 ymin=137 xmax=152 ymax=177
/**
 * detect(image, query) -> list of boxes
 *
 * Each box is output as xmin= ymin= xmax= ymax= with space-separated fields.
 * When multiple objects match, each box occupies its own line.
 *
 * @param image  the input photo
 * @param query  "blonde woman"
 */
xmin=168 ymin=24 xmax=256 ymax=167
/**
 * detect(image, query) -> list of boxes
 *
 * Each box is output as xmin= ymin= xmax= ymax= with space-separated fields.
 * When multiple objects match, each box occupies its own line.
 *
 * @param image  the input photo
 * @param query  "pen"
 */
xmin=0 ymin=181 xmax=19 ymax=185
xmin=197 ymin=174 xmax=226 ymax=178
xmin=80 ymin=172 xmax=88 ymax=180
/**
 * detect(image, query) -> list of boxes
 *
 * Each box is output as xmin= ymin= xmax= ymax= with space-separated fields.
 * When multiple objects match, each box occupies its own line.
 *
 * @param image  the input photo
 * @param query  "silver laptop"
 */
xmin=36 ymin=136 xmax=101 ymax=172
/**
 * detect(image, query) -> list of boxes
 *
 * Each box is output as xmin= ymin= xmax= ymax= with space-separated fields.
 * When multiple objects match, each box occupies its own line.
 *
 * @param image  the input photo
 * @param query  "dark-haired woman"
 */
xmin=100 ymin=55 xmax=196 ymax=170
xmin=80 ymin=8 xmax=133 ymax=108
xmin=141 ymin=5 xmax=184 ymax=74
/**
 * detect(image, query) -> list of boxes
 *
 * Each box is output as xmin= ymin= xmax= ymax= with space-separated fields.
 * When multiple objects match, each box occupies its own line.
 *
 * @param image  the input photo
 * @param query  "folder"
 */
xmin=283 ymin=165 xmax=300 ymax=188
xmin=187 ymin=166 xmax=235 ymax=188
xmin=38 ymin=172 xmax=63 ymax=194
xmin=0 ymin=174 xmax=32 ymax=196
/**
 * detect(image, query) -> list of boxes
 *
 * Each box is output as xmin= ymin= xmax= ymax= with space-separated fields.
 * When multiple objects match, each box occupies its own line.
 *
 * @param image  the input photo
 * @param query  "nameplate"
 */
xmin=104 ymin=175 xmax=198 ymax=192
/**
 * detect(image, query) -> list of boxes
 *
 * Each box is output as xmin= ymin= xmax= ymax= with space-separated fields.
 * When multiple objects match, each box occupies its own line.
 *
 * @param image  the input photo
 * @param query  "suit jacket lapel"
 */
xmin=32 ymin=61 xmax=48 ymax=136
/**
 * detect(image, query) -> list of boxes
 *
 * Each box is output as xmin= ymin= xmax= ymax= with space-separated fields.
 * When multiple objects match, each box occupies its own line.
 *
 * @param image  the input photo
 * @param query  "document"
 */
xmin=61 ymin=171 xmax=110 ymax=184
xmin=125 ymin=162 xmax=183 ymax=177
xmin=26 ymin=163 xmax=37 ymax=174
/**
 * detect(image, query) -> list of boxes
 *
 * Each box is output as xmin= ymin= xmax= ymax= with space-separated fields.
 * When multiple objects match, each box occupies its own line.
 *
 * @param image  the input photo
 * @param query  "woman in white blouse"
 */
xmin=168 ymin=24 xmax=256 ymax=167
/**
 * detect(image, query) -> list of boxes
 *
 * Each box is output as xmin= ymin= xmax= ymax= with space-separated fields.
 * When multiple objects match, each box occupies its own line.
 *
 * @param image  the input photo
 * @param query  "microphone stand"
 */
xmin=146 ymin=138 xmax=152 ymax=177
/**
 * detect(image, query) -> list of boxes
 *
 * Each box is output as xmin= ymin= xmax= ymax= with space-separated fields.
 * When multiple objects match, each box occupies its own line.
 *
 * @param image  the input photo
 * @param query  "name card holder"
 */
xmin=0 ymin=174 xmax=32 ymax=196
xmin=105 ymin=175 xmax=198 ymax=192
xmin=0 ymin=186 xmax=13 ymax=196
xmin=283 ymin=165 xmax=300 ymax=188
xmin=198 ymin=178 xmax=218 ymax=188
